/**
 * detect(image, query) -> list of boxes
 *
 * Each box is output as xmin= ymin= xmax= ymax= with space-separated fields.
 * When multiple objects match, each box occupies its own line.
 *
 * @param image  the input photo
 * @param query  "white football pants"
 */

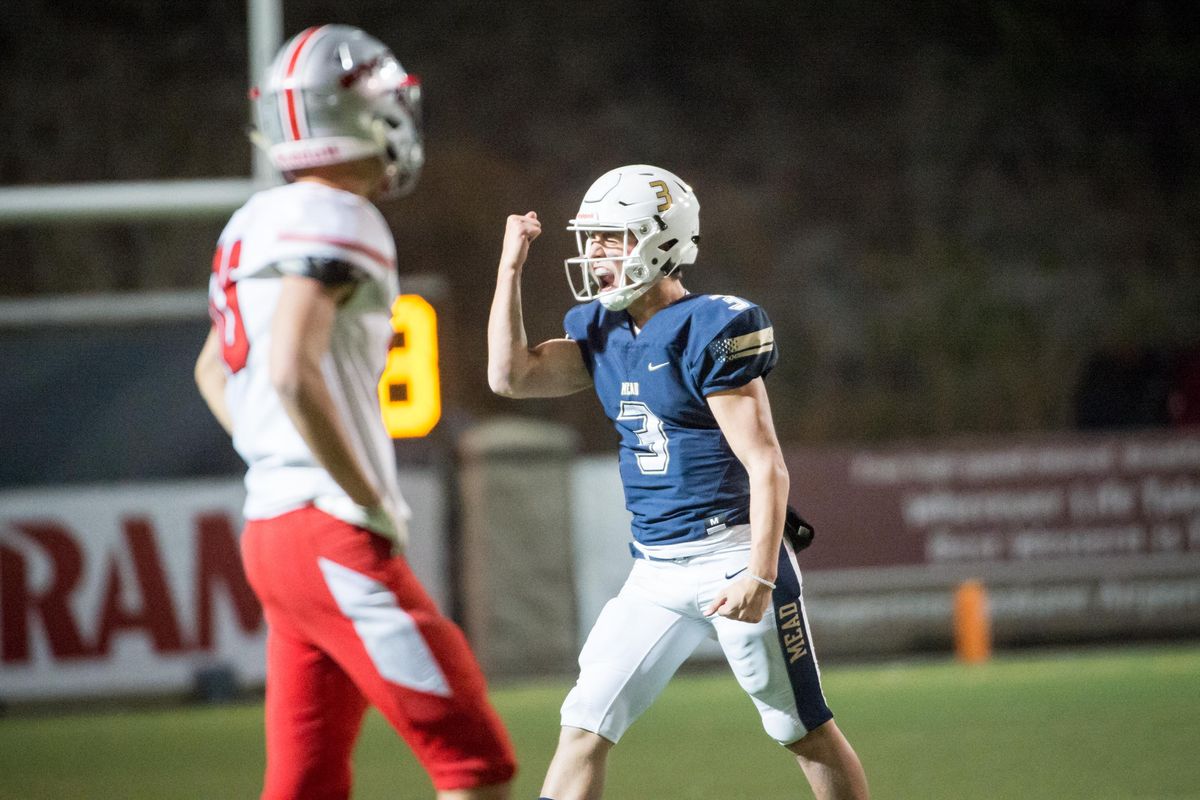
xmin=560 ymin=536 xmax=833 ymax=745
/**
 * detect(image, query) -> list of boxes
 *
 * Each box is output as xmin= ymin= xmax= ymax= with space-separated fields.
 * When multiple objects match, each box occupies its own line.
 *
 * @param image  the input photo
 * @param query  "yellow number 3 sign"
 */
xmin=378 ymin=294 xmax=441 ymax=438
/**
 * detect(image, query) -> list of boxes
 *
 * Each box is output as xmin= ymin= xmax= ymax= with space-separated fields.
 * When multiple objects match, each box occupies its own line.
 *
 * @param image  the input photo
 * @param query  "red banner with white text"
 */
xmin=787 ymin=429 xmax=1200 ymax=570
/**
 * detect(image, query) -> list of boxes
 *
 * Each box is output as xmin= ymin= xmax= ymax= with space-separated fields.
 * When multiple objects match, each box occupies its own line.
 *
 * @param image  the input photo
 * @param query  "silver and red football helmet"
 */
xmin=565 ymin=165 xmax=700 ymax=311
xmin=253 ymin=25 xmax=423 ymax=196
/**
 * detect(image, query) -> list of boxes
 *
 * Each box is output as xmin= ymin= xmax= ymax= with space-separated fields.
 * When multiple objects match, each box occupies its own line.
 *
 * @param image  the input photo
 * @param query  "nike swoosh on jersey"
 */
xmin=647 ymin=361 xmax=670 ymax=371
xmin=724 ymin=566 xmax=748 ymax=580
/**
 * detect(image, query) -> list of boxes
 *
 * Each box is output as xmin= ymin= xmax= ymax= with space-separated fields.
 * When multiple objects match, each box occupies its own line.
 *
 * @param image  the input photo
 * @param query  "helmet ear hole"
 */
xmin=658 ymin=239 xmax=678 ymax=252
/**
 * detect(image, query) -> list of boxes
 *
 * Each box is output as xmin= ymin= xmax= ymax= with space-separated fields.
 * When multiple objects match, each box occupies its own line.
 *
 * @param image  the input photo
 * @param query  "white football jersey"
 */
xmin=208 ymin=181 xmax=411 ymax=545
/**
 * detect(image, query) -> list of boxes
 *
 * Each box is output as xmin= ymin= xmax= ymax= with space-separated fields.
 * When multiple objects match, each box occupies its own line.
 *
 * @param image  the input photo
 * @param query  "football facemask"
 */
xmin=252 ymin=25 xmax=424 ymax=197
xmin=565 ymin=164 xmax=700 ymax=311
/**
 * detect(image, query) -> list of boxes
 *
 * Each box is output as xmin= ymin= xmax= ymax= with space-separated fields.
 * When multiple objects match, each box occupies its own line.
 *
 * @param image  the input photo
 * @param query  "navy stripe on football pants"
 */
xmin=772 ymin=540 xmax=834 ymax=733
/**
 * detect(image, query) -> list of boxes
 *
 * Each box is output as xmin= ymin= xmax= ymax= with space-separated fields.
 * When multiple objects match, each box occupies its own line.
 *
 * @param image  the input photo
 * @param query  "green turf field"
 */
xmin=2 ymin=644 xmax=1197 ymax=799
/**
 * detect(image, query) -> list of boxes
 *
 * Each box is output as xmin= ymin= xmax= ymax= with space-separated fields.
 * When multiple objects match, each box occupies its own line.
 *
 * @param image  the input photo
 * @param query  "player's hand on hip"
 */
xmin=314 ymin=495 xmax=402 ymax=541
xmin=705 ymin=577 xmax=772 ymax=623
xmin=499 ymin=211 xmax=541 ymax=271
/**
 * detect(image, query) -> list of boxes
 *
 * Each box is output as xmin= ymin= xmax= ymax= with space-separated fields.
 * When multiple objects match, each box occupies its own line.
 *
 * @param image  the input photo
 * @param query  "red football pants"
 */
xmin=240 ymin=505 xmax=516 ymax=798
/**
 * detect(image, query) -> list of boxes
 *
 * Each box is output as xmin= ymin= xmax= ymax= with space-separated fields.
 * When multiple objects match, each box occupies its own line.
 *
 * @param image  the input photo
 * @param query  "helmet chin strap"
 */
xmin=597 ymin=268 xmax=662 ymax=311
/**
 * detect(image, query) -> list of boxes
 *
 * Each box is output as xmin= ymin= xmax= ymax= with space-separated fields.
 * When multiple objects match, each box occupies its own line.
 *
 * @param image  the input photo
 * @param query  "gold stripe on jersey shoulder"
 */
xmin=726 ymin=326 xmax=775 ymax=360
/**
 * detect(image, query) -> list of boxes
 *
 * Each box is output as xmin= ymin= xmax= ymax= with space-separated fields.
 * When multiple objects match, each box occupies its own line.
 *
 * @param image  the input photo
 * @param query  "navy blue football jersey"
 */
xmin=564 ymin=293 xmax=778 ymax=548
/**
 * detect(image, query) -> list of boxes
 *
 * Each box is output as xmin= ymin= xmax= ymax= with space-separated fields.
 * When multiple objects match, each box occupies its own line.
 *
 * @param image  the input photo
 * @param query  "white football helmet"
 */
xmin=565 ymin=164 xmax=700 ymax=311
xmin=253 ymin=25 xmax=423 ymax=196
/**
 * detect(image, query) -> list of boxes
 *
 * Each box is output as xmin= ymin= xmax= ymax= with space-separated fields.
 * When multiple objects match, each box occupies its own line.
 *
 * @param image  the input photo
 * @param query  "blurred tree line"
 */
xmin=1 ymin=0 xmax=1197 ymax=450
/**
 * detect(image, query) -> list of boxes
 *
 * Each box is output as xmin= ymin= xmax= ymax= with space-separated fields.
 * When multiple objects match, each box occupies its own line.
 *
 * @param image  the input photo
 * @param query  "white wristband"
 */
xmin=748 ymin=573 xmax=776 ymax=590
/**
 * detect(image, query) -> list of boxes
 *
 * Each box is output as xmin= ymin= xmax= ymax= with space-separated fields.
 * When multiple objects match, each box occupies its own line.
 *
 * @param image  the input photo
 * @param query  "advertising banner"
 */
xmin=1 ymin=480 xmax=260 ymax=701
xmin=786 ymin=430 xmax=1200 ymax=655
xmin=1 ymin=472 xmax=447 ymax=702
xmin=788 ymin=430 xmax=1200 ymax=571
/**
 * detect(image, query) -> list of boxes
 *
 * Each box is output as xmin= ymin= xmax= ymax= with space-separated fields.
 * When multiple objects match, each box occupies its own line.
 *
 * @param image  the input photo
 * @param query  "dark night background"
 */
xmin=1 ymin=1 xmax=1198 ymax=471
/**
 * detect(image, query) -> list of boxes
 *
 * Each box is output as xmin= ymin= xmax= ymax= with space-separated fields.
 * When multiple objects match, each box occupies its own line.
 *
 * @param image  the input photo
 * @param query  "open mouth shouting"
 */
xmin=592 ymin=264 xmax=618 ymax=293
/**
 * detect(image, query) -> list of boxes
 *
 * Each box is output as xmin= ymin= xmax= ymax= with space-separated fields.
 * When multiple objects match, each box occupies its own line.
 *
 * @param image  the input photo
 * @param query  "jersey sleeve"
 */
xmin=273 ymin=256 xmax=363 ymax=287
xmin=692 ymin=304 xmax=778 ymax=395
xmin=563 ymin=303 xmax=596 ymax=375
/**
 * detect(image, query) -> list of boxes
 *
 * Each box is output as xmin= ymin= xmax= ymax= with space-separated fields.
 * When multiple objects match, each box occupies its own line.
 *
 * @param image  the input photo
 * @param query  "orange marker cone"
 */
xmin=953 ymin=579 xmax=992 ymax=664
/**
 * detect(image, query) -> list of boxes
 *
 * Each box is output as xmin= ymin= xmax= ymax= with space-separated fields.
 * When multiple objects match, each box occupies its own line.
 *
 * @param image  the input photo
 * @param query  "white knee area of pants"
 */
xmin=559 ymin=671 xmax=631 ymax=744
xmin=762 ymin=707 xmax=808 ymax=745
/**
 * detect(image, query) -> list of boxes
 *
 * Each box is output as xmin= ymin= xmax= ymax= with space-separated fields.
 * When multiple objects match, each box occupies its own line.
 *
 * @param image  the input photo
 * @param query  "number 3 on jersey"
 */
xmin=208 ymin=239 xmax=249 ymax=373
xmin=618 ymin=401 xmax=670 ymax=474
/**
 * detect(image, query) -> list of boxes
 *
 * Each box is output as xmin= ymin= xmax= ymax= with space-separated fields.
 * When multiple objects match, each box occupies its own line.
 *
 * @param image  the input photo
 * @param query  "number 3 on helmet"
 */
xmin=252 ymin=25 xmax=424 ymax=197
xmin=565 ymin=165 xmax=701 ymax=311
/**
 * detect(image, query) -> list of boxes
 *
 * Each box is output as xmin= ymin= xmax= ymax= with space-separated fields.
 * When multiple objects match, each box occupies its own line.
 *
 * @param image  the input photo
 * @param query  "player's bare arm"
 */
xmin=194 ymin=327 xmax=234 ymax=435
xmin=704 ymin=377 xmax=790 ymax=623
xmin=270 ymin=273 xmax=383 ymax=511
xmin=488 ymin=211 xmax=592 ymax=398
